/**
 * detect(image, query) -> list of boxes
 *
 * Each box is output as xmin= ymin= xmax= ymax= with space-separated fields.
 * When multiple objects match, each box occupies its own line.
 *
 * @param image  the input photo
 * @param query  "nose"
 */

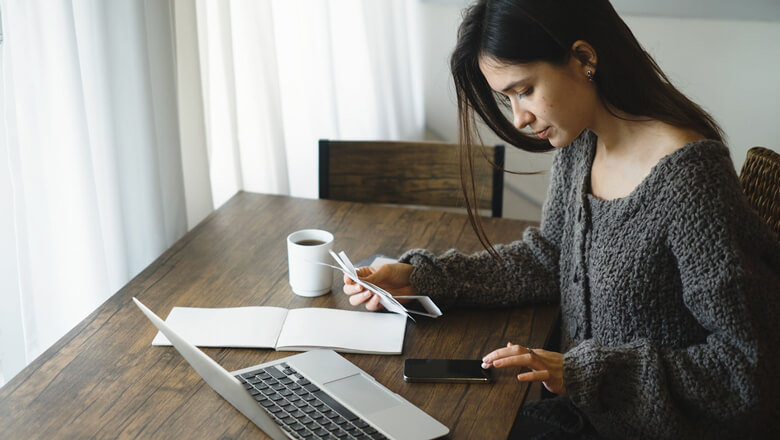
xmin=511 ymin=99 xmax=534 ymax=130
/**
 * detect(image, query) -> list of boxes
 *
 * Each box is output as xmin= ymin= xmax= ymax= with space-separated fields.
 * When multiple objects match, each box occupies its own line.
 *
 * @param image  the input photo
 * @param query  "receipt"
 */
xmin=323 ymin=250 xmax=443 ymax=320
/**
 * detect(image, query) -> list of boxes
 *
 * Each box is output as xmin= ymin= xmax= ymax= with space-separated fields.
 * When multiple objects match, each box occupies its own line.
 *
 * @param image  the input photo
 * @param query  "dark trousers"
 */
xmin=509 ymin=396 xmax=602 ymax=440
xmin=509 ymin=314 xmax=602 ymax=439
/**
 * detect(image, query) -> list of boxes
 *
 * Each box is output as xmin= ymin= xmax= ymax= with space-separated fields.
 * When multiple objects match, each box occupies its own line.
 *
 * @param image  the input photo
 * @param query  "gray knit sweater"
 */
xmin=399 ymin=130 xmax=780 ymax=439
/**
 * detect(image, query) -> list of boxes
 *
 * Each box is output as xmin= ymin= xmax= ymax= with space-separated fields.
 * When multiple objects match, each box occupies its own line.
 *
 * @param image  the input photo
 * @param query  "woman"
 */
xmin=344 ymin=0 xmax=780 ymax=438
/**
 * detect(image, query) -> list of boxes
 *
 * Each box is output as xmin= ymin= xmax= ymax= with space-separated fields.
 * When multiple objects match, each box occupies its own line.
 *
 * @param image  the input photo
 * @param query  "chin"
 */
xmin=549 ymin=132 xmax=577 ymax=148
xmin=548 ymin=137 xmax=566 ymax=148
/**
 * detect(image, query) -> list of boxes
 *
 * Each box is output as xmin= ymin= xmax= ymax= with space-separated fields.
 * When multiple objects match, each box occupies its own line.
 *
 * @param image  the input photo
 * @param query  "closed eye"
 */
xmin=516 ymin=87 xmax=533 ymax=99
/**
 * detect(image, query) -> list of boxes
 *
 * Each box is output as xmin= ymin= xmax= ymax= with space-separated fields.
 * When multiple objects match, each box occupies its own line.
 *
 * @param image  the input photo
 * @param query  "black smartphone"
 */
xmin=403 ymin=358 xmax=492 ymax=383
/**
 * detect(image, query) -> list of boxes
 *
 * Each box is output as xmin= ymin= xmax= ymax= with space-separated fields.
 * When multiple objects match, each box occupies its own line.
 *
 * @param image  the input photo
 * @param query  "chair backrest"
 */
xmin=319 ymin=140 xmax=504 ymax=217
xmin=739 ymin=146 xmax=780 ymax=239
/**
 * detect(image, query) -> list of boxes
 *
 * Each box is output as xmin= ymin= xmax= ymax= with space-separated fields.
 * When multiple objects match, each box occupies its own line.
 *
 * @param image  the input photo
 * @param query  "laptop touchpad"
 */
xmin=325 ymin=374 xmax=402 ymax=414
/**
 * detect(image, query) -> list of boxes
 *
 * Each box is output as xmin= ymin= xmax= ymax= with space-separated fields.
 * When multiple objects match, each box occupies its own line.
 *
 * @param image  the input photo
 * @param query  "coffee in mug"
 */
xmin=295 ymin=239 xmax=326 ymax=246
xmin=286 ymin=229 xmax=334 ymax=297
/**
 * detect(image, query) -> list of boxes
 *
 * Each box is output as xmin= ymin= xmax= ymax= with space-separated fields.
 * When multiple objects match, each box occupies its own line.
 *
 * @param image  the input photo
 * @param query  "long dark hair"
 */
xmin=451 ymin=0 xmax=724 ymax=258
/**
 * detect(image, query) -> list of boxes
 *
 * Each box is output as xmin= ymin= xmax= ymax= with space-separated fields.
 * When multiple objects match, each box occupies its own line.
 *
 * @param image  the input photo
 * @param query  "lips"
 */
xmin=535 ymin=127 xmax=550 ymax=139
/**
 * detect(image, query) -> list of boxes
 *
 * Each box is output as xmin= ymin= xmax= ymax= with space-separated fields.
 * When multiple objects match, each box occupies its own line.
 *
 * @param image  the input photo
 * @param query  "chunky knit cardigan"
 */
xmin=399 ymin=130 xmax=780 ymax=439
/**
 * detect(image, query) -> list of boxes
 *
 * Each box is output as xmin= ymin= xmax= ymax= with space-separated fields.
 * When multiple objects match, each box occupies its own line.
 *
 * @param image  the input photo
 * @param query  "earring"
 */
xmin=586 ymin=70 xmax=594 ymax=82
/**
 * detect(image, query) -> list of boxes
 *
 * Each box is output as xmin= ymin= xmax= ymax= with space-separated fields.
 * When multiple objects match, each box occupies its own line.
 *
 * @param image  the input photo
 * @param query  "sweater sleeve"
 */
xmin=562 ymin=149 xmax=780 ymax=438
xmin=398 ymin=146 xmax=573 ymax=310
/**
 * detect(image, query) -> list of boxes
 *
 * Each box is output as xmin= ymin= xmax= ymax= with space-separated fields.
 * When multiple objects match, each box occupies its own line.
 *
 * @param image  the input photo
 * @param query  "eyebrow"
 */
xmin=500 ymin=79 xmax=529 ymax=94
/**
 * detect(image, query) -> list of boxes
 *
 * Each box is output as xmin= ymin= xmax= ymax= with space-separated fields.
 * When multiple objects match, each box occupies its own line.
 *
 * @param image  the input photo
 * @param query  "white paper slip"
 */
xmin=327 ymin=251 xmax=443 ymax=319
xmin=327 ymin=251 xmax=413 ymax=320
xmin=394 ymin=296 xmax=443 ymax=319
xmin=152 ymin=306 xmax=407 ymax=355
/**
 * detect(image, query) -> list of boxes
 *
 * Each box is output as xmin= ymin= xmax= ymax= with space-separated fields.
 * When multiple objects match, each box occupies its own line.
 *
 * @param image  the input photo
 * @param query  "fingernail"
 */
xmin=363 ymin=291 xmax=371 ymax=297
xmin=481 ymin=362 xmax=489 ymax=369
xmin=482 ymin=356 xmax=489 ymax=362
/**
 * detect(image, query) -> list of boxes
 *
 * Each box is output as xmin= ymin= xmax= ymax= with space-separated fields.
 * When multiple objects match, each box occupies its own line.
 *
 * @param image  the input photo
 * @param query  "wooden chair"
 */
xmin=319 ymin=140 xmax=505 ymax=217
xmin=739 ymin=146 xmax=780 ymax=239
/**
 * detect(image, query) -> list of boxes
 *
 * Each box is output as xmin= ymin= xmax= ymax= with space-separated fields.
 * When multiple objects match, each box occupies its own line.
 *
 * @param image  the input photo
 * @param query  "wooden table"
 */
xmin=0 ymin=192 xmax=558 ymax=439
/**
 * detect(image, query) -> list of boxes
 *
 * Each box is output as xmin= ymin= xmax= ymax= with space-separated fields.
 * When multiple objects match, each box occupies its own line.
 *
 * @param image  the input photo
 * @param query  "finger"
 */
xmin=343 ymin=282 xmax=365 ymax=295
xmin=344 ymin=266 xmax=375 ymax=284
xmin=488 ymin=353 xmax=548 ymax=371
xmin=483 ymin=341 xmax=511 ymax=366
xmin=482 ymin=344 xmax=531 ymax=365
xmin=355 ymin=266 xmax=375 ymax=278
xmin=365 ymin=293 xmax=384 ymax=311
xmin=349 ymin=290 xmax=373 ymax=306
xmin=517 ymin=370 xmax=550 ymax=383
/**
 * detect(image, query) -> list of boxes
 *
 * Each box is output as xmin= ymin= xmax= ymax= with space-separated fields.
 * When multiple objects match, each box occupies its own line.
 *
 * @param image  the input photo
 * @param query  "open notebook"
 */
xmin=152 ymin=306 xmax=406 ymax=355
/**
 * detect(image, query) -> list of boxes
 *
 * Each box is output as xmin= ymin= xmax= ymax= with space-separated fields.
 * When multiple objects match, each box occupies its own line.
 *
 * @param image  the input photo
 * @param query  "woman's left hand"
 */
xmin=481 ymin=342 xmax=567 ymax=395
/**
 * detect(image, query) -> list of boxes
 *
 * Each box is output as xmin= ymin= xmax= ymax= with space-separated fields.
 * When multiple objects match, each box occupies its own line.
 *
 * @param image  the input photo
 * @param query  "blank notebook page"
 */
xmin=152 ymin=306 xmax=288 ymax=348
xmin=275 ymin=308 xmax=406 ymax=353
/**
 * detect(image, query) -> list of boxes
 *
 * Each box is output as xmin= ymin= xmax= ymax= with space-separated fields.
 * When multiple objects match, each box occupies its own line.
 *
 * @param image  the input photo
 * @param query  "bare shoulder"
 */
xmin=658 ymin=124 xmax=707 ymax=156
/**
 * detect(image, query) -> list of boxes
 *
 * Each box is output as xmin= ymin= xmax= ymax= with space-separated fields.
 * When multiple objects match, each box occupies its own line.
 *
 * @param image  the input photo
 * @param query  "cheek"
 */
xmin=566 ymin=87 xmax=595 ymax=122
xmin=551 ymin=91 xmax=589 ymax=129
xmin=535 ymin=97 xmax=554 ymax=121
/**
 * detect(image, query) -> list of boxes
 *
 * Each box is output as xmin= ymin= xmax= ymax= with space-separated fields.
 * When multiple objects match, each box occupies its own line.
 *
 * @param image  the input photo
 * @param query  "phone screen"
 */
xmin=403 ymin=359 xmax=492 ymax=383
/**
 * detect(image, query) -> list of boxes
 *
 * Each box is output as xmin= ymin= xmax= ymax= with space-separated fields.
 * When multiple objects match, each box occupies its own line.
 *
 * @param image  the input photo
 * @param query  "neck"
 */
xmin=588 ymin=105 xmax=655 ymax=156
xmin=587 ymin=106 xmax=706 ymax=165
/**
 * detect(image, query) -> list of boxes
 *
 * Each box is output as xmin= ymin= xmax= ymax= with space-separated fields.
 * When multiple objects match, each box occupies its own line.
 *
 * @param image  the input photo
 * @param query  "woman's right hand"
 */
xmin=342 ymin=263 xmax=415 ymax=311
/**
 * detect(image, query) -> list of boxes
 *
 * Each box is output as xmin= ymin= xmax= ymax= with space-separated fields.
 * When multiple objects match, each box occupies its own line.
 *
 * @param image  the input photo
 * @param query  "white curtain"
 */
xmin=0 ymin=0 xmax=186 ymax=386
xmin=190 ymin=0 xmax=424 ymax=204
xmin=0 ymin=0 xmax=424 ymax=387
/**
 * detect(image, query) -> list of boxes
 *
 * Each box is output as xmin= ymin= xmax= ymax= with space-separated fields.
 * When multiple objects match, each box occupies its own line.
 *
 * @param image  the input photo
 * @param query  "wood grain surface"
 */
xmin=0 ymin=192 xmax=557 ymax=439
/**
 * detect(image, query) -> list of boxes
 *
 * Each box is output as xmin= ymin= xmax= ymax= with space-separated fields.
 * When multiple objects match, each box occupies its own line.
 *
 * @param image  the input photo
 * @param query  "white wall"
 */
xmin=420 ymin=3 xmax=780 ymax=221
xmin=625 ymin=16 xmax=780 ymax=170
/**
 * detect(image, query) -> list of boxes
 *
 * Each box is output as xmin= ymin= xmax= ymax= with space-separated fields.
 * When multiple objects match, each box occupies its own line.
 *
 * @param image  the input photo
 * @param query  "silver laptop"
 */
xmin=133 ymin=298 xmax=449 ymax=440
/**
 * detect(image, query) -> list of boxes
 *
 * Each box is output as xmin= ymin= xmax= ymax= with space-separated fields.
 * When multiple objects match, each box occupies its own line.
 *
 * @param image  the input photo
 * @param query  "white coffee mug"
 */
xmin=286 ymin=229 xmax=334 ymax=297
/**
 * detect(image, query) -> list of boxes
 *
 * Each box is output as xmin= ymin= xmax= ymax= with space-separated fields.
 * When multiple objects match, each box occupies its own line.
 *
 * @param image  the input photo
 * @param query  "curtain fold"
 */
xmin=195 ymin=0 xmax=424 ymax=202
xmin=172 ymin=0 xmax=213 ymax=230
xmin=0 ymin=0 xmax=185 ymax=386
xmin=0 ymin=19 xmax=26 ymax=383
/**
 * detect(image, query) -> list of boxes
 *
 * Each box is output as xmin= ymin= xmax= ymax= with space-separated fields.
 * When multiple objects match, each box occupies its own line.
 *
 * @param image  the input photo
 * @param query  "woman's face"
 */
xmin=478 ymin=56 xmax=597 ymax=148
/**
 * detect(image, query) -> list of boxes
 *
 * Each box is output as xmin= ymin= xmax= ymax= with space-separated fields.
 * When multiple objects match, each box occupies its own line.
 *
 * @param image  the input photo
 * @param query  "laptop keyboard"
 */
xmin=237 ymin=363 xmax=388 ymax=440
